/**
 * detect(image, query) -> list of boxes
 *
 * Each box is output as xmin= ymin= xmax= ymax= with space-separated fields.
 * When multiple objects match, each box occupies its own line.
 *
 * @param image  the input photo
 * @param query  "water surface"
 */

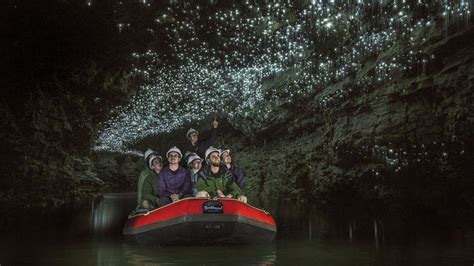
xmin=1 ymin=193 xmax=473 ymax=265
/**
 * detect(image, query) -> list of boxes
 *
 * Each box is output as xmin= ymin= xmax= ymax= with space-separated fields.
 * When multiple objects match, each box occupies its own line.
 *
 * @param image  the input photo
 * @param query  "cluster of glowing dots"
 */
xmin=94 ymin=0 xmax=471 ymax=153
xmin=335 ymin=136 xmax=468 ymax=175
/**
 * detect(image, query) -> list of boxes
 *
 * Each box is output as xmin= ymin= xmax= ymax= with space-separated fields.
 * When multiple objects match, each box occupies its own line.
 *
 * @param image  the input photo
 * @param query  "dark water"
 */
xmin=1 ymin=193 xmax=473 ymax=265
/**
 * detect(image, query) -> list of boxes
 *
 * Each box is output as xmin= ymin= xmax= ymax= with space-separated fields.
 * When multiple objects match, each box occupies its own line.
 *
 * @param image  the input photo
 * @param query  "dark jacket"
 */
xmin=183 ymin=127 xmax=217 ymax=159
xmin=157 ymin=165 xmax=192 ymax=197
xmin=196 ymin=165 xmax=241 ymax=198
xmin=228 ymin=164 xmax=245 ymax=190
xmin=141 ymin=172 xmax=159 ymax=204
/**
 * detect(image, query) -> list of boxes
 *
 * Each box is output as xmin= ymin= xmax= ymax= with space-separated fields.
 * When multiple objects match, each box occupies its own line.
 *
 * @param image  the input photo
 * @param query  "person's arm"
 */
xmin=157 ymin=171 xmax=170 ymax=197
xmin=225 ymin=170 xmax=241 ymax=198
xmin=227 ymin=180 xmax=241 ymax=199
xmin=191 ymin=172 xmax=198 ymax=196
xmin=185 ymin=170 xmax=193 ymax=196
xmin=137 ymin=169 xmax=147 ymax=204
xmin=142 ymin=175 xmax=159 ymax=203
xmin=235 ymin=167 xmax=245 ymax=189
xmin=179 ymin=170 xmax=192 ymax=198
xmin=201 ymin=119 xmax=219 ymax=149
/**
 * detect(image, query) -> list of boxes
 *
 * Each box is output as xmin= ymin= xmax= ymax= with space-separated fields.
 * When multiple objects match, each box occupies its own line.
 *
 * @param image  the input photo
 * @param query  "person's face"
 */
xmin=222 ymin=152 xmax=232 ymax=164
xmin=152 ymin=160 xmax=162 ymax=173
xmin=192 ymin=159 xmax=202 ymax=170
xmin=209 ymin=152 xmax=221 ymax=167
xmin=168 ymin=152 xmax=181 ymax=164
xmin=190 ymin=132 xmax=198 ymax=144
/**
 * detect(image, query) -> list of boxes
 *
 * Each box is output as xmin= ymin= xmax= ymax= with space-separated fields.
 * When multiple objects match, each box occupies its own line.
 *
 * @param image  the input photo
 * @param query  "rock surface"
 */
xmin=0 ymin=64 xmax=135 ymax=210
xmin=229 ymin=26 xmax=474 ymax=218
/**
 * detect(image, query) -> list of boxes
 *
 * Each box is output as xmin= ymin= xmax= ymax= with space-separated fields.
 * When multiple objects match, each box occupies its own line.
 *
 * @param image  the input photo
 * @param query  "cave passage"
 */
xmin=1 ymin=1 xmax=474 ymax=263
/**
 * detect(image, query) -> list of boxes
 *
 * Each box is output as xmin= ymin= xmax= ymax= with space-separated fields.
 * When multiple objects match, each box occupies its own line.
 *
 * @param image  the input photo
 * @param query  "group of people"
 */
xmin=136 ymin=120 xmax=246 ymax=209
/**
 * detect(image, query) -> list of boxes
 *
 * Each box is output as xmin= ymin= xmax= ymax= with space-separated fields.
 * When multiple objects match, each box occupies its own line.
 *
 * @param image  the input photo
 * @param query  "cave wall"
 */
xmin=91 ymin=152 xmax=144 ymax=192
xmin=231 ymin=26 xmax=474 ymax=217
xmin=0 ymin=65 xmax=135 ymax=210
xmin=0 ymin=1 xmax=143 ymax=211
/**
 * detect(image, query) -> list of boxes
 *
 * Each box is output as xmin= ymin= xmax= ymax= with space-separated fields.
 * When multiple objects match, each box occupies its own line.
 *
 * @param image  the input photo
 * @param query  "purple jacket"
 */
xmin=157 ymin=165 xmax=192 ymax=197
xmin=229 ymin=164 xmax=245 ymax=189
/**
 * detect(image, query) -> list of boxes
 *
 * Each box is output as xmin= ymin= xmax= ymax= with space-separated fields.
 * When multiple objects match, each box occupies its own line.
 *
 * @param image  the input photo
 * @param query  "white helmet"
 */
xmin=166 ymin=146 xmax=182 ymax=158
xmin=205 ymin=146 xmax=221 ymax=161
xmin=187 ymin=154 xmax=202 ymax=166
xmin=148 ymin=155 xmax=163 ymax=170
xmin=220 ymin=149 xmax=230 ymax=158
xmin=183 ymin=151 xmax=195 ymax=161
xmin=186 ymin=128 xmax=198 ymax=139
xmin=144 ymin=148 xmax=155 ymax=161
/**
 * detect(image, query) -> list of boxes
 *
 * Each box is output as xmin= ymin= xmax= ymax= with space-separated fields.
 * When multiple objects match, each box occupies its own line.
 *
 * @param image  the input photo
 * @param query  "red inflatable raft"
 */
xmin=123 ymin=198 xmax=277 ymax=244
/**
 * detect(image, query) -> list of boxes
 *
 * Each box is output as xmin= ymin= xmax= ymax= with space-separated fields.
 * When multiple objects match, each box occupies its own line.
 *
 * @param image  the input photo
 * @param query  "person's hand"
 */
xmin=216 ymin=190 xmax=225 ymax=197
xmin=237 ymin=195 xmax=247 ymax=203
xmin=212 ymin=118 xmax=219 ymax=128
xmin=170 ymin=194 xmax=179 ymax=202
xmin=225 ymin=194 xmax=233 ymax=198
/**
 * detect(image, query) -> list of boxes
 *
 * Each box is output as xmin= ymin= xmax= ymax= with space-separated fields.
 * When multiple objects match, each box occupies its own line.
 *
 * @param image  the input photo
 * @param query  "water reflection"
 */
xmin=92 ymin=193 xmax=136 ymax=236
xmin=2 ymin=235 xmax=473 ymax=266
xmin=274 ymin=198 xmax=474 ymax=250
xmin=119 ymin=243 xmax=276 ymax=265
xmin=1 ymin=193 xmax=473 ymax=265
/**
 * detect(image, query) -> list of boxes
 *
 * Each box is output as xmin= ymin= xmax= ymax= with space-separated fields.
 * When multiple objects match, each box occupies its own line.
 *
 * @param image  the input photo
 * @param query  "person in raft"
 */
xmin=137 ymin=149 xmax=162 ymax=209
xmin=182 ymin=118 xmax=219 ymax=159
xmin=186 ymin=153 xmax=203 ymax=196
xmin=157 ymin=146 xmax=192 ymax=206
xmin=220 ymin=149 xmax=245 ymax=190
xmin=196 ymin=146 xmax=247 ymax=203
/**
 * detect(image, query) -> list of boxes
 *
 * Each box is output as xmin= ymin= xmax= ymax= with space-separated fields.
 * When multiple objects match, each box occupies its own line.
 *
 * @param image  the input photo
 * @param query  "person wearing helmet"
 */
xmin=182 ymin=118 xmax=219 ymax=159
xmin=187 ymin=153 xmax=203 ymax=196
xmin=221 ymin=149 xmax=245 ymax=190
xmin=137 ymin=149 xmax=163 ymax=209
xmin=157 ymin=146 xmax=192 ymax=206
xmin=195 ymin=147 xmax=247 ymax=203
xmin=182 ymin=151 xmax=196 ymax=169
xmin=141 ymin=153 xmax=164 ymax=209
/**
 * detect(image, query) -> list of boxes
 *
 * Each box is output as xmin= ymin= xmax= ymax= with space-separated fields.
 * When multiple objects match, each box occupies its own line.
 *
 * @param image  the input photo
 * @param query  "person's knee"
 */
xmin=141 ymin=200 xmax=151 ymax=209
xmin=237 ymin=195 xmax=247 ymax=203
xmin=196 ymin=191 xmax=210 ymax=198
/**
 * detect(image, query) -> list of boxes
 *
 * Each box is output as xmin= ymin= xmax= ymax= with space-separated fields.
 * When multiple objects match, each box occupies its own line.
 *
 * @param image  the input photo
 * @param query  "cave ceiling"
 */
xmin=89 ymin=0 xmax=471 ymax=154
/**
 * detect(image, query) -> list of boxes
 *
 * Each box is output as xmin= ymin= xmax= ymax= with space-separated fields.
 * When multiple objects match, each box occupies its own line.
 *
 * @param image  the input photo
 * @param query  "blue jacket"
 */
xmin=228 ymin=164 xmax=245 ymax=189
xmin=190 ymin=170 xmax=200 ymax=196
xmin=157 ymin=166 xmax=192 ymax=197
